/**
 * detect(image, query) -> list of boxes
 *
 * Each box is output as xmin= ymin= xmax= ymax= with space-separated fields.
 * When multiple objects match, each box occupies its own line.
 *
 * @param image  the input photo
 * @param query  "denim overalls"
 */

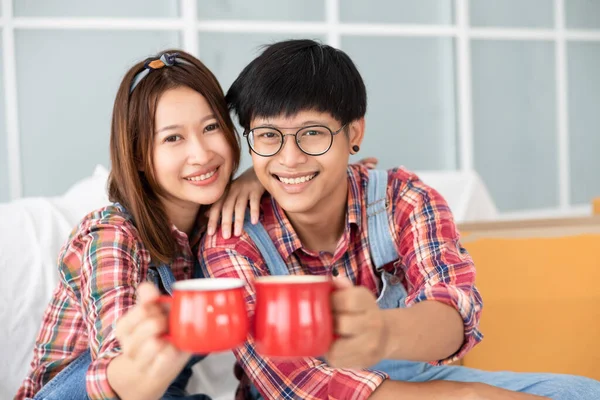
xmin=30 ymin=261 xmax=209 ymax=400
xmin=240 ymin=170 xmax=600 ymax=400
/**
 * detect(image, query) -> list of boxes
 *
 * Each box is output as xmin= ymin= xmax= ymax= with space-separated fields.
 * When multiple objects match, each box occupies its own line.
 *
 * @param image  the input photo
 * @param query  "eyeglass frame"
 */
xmin=242 ymin=124 xmax=347 ymax=157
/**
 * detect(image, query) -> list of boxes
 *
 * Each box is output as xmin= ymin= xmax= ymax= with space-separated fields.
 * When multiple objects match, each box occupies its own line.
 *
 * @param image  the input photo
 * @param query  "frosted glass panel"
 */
xmin=342 ymin=37 xmax=457 ymax=171
xmin=198 ymin=0 xmax=324 ymax=21
xmin=14 ymin=0 xmax=178 ymax=18
xmin=0 ymin=34 xmax=9 ymax=202
xmin=568 ymin=42 xmax=600 ymax=205
xmin=470 ymin=0 xmax=553 ymax=28
xmin=198 ymin=33 xmax=325 ymax=173
xmin=566 ymin=0 xmax=600 ymax=29
xmin=16 ymin=30 xmax=179 ymax=197
xmin=340 ymin=0 xmax=453 ymax=24
xmin=472 ymin=40 xmax=557 ymax=212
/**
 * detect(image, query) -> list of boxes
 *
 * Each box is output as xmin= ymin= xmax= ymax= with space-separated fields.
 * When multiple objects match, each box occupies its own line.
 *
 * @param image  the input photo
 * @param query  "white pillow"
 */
xmin=0 ymin=165 xmax=110 ymax=398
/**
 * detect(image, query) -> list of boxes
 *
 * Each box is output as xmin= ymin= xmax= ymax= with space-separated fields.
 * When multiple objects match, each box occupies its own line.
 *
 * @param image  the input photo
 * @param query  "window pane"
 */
xmin=16 ymin=30 xmax=179 ymax=197
xmin=340 ymin=0 xmax=453 ymax=24
xmin=198 ymin=0 xmax=324 ymax=21
xmin=0 ymin=33 xmax=9 ymax=202
xmin=568 ymin=42 xmax=600 ymax=205
xmin=14 ymin=0 xmax=178 ymax=18
xmin=565 ymin=0 xmax=600 ymax=29
xmin=342 ymin=37 xmax=457 ymax=171
xmin=470 ymin=0 xmax=554 ymax=28
xmin=198 ymin=33 xmax=325 ymax=172
xmin=472 ymin=40 xmax=557 ymax=212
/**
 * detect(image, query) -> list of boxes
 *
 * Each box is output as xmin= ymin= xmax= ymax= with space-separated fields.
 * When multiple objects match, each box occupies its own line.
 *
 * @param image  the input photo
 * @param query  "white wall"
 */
xmin=1 ymin=0 xmax=599 ymax=218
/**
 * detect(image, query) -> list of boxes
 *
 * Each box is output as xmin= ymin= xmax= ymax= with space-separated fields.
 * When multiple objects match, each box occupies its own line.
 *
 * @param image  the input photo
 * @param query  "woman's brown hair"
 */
xmin=108 ymin=49 xmax=241 ymax=264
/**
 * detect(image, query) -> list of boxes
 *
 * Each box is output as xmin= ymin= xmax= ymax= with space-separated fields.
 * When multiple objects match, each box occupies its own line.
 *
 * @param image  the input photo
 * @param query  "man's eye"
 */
xmin=305 ymin=130 xmax=321 ymax=136
xmin=205 ymin=122 xmax=221 ymax=133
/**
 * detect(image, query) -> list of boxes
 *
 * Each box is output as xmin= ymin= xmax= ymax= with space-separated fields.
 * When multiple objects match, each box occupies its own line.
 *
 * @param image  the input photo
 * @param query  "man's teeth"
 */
xmin=278 ymin=174 xmax=316 ymax=185
xmin=186 ymin=170 xmax=216 ymax=181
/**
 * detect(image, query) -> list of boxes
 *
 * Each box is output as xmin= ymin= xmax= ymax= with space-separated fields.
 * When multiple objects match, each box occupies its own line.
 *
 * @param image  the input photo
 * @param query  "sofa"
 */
xmin=459 ymin=217 xmax=600 ymax=381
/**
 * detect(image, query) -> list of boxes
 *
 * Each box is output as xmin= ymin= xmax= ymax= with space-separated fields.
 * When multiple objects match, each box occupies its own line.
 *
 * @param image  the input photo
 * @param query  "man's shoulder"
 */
xmin=349 ymin=164 xmax=428 ymax=198
xmin=200 ymin=226 xmax=263 ymax=259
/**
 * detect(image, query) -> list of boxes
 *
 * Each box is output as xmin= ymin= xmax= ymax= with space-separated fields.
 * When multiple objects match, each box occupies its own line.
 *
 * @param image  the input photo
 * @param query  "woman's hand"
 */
xmin=357 ymin=157 xmax=378 ymax=169
xmin=109 ymin=283 xmax=190 ymax=400
xmin=206 ymin=167 xmax=264 ymax=239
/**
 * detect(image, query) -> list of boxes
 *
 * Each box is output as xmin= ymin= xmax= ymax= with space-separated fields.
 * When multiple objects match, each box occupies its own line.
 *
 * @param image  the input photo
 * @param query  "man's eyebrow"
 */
xmin=256 ymin=120 xmax=329 ymax=128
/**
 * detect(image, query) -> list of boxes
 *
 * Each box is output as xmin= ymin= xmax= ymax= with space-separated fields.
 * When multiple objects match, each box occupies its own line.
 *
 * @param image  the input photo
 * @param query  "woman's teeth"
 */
xmin=278 ymin=173 xmax=317 ymax=185
xmin=185 ymin=170 xmax=216 ymax=181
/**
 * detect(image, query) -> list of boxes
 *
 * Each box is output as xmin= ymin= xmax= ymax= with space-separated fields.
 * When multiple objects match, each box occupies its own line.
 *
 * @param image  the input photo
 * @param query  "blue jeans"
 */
xmin=369 ymin=358 xmax=600 ymax=399
xmin=31 ymin=351 xmax=209 ymax=400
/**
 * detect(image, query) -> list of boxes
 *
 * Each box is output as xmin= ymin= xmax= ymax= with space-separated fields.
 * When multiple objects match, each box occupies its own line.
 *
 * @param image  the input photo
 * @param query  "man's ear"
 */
xmin=348 ymin=117 xmax=365 ymax=154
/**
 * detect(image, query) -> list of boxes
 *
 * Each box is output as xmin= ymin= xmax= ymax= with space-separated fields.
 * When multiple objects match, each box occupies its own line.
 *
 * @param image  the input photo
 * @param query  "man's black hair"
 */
xmin=226 ymin=39 xmax=367 ymax=130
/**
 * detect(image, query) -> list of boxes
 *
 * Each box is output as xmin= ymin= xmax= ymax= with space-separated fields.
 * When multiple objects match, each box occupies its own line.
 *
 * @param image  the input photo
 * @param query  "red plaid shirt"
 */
xmin=15 ymin=205 xmax=200 ymax=400
xmin=200 ymin=165 xmax=483 ymax=400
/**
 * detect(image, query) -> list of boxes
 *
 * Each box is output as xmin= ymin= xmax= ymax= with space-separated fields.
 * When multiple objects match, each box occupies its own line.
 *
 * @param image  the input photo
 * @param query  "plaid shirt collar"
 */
xmin=261 ymin=166 xmax=364 ymax=261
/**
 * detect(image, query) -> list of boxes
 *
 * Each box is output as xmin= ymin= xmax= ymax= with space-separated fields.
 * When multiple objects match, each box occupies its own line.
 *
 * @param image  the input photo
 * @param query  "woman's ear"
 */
xmin=348 ymin=118 xmax=365 ymax=154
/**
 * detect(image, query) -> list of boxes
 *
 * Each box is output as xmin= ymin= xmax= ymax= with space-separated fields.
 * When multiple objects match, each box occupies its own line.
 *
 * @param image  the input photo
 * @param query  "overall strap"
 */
xmin=243 ymin=215 xmax=290 ymax=276
xmin=154 ymin=263 xmax=177 ymax=295
xmin=367 ymin=170 xmax=399 ymax=270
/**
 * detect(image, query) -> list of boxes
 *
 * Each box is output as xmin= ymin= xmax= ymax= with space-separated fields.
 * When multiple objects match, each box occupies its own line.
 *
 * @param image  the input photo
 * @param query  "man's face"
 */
xmin=249 ymin=110 xmax=363 ymax=217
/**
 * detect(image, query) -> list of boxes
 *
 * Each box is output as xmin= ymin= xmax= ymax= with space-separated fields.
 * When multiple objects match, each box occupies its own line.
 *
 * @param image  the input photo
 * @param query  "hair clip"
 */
xmin=130 ymin=52 xmax=190 ymax=93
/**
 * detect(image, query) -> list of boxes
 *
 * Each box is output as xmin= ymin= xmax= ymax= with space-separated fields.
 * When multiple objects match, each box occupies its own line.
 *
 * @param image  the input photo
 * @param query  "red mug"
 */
xmin=253 ymin=275 xmax=333 ymax=358
xmin=159 ymin=278 xmax=248 ymax=354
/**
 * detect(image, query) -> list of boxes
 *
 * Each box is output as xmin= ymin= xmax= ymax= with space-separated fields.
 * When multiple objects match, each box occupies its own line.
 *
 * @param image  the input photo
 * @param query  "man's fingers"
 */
xmin=331 ymin=285 xmax=373 ymax=314
xmin=332 ymin=276 xmax=353 ymax=290
xmin=334 ymin=313 xmax=368 ymax=337
xmin=325 ymin=335 xmax=375 ymax=369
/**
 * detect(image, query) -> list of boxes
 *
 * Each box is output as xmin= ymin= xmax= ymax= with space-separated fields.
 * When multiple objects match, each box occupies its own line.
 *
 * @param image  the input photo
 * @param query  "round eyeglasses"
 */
xmin=243 ymin=124 xmax=347 ymax=157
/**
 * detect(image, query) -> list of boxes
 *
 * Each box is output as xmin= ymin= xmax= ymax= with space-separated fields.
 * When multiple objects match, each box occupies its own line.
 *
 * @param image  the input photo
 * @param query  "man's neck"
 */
xmin=285 ymin=180 xmax=348 ymax=254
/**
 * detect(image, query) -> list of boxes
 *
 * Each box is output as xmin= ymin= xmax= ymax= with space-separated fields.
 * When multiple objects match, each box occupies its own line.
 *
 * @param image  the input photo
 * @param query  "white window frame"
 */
xmin=1 ymin=0 xmax=599 ymax=218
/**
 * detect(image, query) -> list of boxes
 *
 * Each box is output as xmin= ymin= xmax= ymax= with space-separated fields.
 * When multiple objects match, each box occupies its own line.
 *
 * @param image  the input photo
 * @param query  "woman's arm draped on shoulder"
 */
xmin=206 ymin=166 xmax=264 ymax=239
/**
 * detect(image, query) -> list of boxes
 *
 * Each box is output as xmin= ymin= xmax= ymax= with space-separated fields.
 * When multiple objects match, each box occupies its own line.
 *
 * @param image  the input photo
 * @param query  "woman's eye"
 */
xmin=204 ymin=122 xmax=221 ymax=133
xmin=164 ymin=135 xmax=182 ymax=143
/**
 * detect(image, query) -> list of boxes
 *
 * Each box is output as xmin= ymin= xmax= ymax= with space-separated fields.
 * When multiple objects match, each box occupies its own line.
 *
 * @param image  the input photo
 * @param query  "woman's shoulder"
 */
xmin=61 ymin=203 xmax=145 ymax=260
xmin=77 ymin=203 xmax=136 ymax=234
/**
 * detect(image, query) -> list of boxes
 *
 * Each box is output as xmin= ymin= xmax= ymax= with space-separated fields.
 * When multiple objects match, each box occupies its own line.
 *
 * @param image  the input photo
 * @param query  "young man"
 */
xmin=200 ymin=39 xmax=600 ymax=399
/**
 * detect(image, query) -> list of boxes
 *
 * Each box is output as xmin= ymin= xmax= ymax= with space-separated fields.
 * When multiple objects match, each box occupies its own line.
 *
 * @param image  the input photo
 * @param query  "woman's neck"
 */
xmin=161 ymin=200 xmax=201 ymax=237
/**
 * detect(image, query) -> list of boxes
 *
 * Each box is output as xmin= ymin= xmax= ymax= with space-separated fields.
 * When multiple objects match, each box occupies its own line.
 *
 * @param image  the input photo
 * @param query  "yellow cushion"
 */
xmin=458 ymin=217 xmax=600 ymax=380
xmin=593 ymin=198 xmax=600 ymax=215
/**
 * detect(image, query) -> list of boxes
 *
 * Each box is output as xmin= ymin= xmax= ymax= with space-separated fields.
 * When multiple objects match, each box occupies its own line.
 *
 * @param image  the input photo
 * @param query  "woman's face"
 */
xmin=152 ymin=86 xmax=233 ymax=216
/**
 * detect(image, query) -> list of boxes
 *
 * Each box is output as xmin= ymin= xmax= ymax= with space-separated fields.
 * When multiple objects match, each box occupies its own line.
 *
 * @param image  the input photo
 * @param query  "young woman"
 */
xmin=15 ymin=50 xmax=263 ymax=400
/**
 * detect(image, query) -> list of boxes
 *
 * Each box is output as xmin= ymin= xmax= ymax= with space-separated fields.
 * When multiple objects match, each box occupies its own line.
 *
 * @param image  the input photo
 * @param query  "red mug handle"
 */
xmin=157 ymin=295 xmax=174 ymax=343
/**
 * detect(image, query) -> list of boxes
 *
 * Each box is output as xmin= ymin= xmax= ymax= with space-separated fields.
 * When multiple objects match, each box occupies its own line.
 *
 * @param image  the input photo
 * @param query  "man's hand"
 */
xmin=325 ymin=277 xmax=390 ymax=369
